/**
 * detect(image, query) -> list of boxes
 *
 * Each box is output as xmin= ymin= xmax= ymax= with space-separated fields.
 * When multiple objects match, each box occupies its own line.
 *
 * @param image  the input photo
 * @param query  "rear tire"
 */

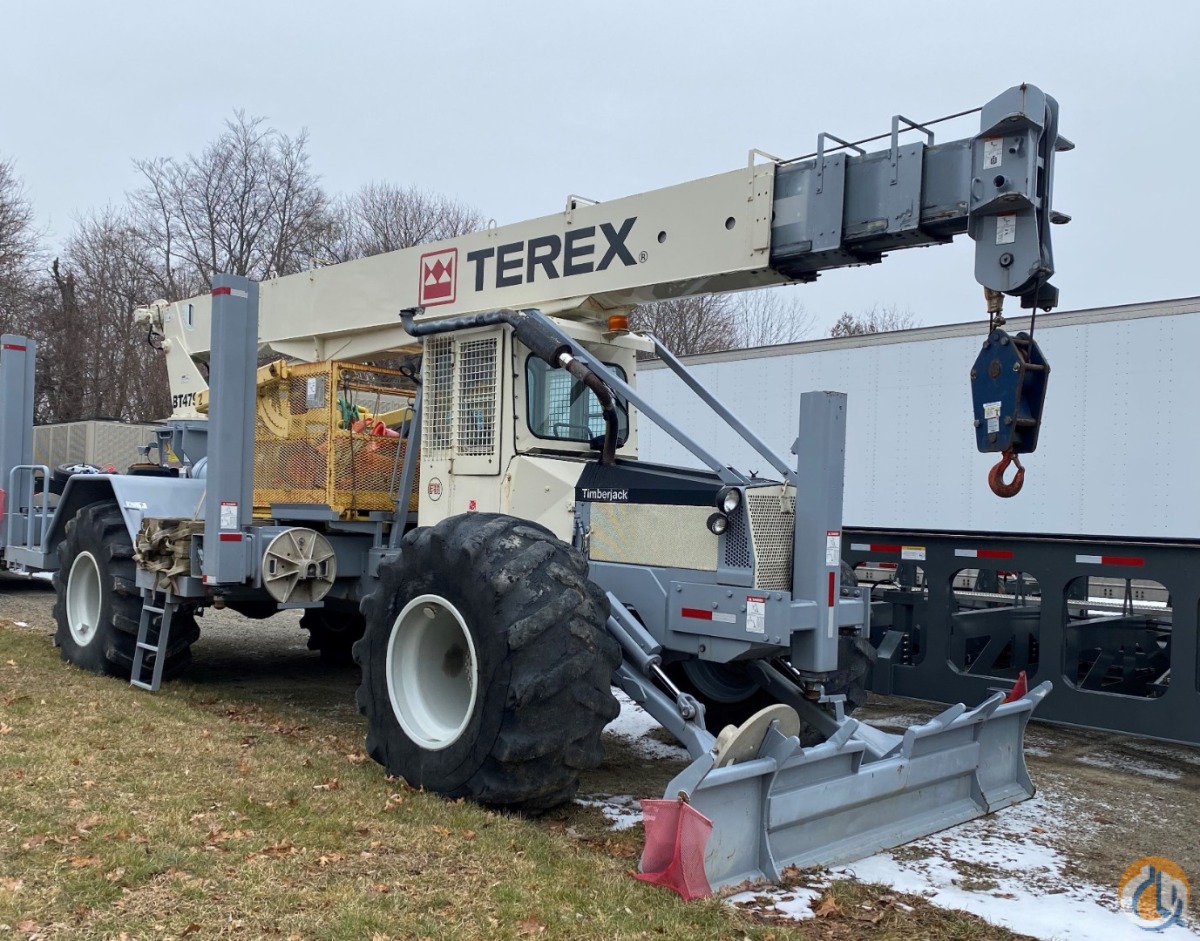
xmin=301 ymin=607 xmax=364 ymax=665
xmin=52 ymin=501 xmax=198 ymax=680
xmin=355 ymin=513 xmax=621 ymax=811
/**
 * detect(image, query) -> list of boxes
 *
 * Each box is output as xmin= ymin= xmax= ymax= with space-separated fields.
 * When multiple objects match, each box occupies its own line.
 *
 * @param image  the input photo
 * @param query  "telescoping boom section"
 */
xmin=5 ymin=84 xmax=1072 ymax=897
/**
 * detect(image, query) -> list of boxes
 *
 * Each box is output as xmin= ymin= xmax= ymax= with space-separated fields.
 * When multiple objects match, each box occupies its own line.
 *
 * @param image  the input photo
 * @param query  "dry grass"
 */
xmin=0 ymin=622 xmax=1031 ymax=940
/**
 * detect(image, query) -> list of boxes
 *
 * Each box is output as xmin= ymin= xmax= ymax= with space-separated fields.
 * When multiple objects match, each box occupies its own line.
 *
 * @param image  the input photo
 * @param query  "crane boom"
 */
xmin=138 ymin=84 xmax=1067 ymax=415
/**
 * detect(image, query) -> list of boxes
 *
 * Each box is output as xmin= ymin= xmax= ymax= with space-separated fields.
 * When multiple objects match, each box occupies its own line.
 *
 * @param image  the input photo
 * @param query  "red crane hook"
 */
xmin=988 ymin=448 xmax=1025 ymax=498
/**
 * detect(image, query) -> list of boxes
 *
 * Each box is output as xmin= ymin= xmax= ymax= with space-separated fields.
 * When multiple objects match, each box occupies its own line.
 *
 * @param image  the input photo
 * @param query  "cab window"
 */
xmin=525 ymin=356 xmax=628 ymax=444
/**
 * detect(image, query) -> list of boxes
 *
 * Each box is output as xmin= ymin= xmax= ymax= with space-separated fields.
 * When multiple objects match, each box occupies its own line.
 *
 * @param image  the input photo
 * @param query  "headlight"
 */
xmin=719 ymin=487 xmax=741 ymax=514
xmin=707 ymin=512 xmax=728 ymax=536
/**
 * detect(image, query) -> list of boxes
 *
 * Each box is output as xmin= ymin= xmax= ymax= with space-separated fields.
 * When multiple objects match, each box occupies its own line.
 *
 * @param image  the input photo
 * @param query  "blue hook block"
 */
xmin=970 ymin=329 xmax=1049 ymax=454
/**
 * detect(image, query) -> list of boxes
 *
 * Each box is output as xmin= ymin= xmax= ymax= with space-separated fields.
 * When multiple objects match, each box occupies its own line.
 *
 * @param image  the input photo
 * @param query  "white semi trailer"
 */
xmin=640 ymin=295 xmax=1198 ymax=538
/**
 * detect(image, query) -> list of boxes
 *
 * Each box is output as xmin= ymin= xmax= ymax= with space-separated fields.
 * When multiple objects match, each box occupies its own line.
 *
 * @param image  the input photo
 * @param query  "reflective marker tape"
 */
xmin=955 ymin=548 xmax=1015 ymax=559
xmin=849 ymin=542 xmax=902 ymax=553
xmin=681 ymin=607 xmax=738 ymax=624
xmin=218 ymin=533 xmax=243 ymax=542
xmin=827 ymin=571 xmax=837 ymax=638
xmin=2 ymin=343 xmax=27 ymax=351
xmin=1076 ymin=554 xmax=1144 ymax=567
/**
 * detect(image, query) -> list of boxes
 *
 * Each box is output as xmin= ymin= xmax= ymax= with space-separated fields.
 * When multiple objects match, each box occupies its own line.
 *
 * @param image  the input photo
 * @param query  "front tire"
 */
xmin=355 ymin=513 xmax=621 ymax=811
xmin=53 ymin=501 xmax=199 ymax=680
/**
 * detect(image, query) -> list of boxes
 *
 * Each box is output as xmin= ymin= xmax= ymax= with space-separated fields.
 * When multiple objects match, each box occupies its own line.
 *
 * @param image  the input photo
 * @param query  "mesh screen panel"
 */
xmin=253 ymin=360 xmax=418 ymax=518
xmin=723 ymin=505 xmax=751 ymax=568
xmin=747 ymin=491 xmax=795 ymax=591
xmin=455 ymin=338 xmax=498 ymax=457
xmin=424 ymin=337 xmax=453 ymax=455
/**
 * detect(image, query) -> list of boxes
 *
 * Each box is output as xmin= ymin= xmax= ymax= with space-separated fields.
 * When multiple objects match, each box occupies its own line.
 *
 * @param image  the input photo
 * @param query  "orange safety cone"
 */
xmin=1004 ymin=670 xmax=1029 ymax=703
xmin=634 ymin=799 xmax=713 ymax=900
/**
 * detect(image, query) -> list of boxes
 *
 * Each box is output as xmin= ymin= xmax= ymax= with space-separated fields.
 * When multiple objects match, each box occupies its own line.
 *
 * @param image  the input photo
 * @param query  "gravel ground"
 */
xmin=4 ymin=573 xmax=1199 ymax=927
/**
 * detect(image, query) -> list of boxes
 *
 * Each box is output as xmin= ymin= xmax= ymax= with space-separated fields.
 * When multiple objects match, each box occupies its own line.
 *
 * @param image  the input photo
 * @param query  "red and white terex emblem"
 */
xmin=419 ymin=248 xmax=457 ymax=306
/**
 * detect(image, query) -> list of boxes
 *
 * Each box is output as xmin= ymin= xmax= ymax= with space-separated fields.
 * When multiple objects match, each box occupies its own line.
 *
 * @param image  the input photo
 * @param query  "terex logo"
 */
xmin=419 ymin=248 xmax=457 ymax=307
xmin=466 ymin=217 xmax=638 ymax=291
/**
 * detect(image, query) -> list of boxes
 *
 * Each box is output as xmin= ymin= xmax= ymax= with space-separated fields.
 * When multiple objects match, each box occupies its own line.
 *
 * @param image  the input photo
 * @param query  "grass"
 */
xmin=0 ymin=621 xmax=1031 ymax=940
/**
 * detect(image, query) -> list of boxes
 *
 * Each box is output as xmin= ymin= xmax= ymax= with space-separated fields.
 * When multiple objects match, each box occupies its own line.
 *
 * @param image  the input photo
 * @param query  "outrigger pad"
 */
xmin=713 ymin=704 xmax=802 ymax=768
xmin=664 ymin=680 xmax=1053 ymax=892
xmin=635 ymin=799 xmax=714 ymax=900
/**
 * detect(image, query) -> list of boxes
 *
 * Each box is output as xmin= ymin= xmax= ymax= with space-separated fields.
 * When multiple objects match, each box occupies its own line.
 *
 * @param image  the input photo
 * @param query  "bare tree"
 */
xmin=322 ymin=182 xmax=483 ymax=262
xmin=0 ymin=156 xmax=41 ymax=336
xmin=131 ymin=112 xmax=327 ymax=292
xmin=629 ymin=295 xmax=741 ymax=358
xmin=733 ymin=288 xmax=814 ymax=348
xmin=34 ymin=209 xmax=169 ymax=422
xmin=829 ymin=303 xmax=918 ymax=337
xmin=630 ymin=288 xmax=815 ymax=359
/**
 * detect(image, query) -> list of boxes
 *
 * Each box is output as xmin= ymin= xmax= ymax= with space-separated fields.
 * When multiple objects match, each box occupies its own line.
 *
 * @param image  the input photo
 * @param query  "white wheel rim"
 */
xmin=385 ymin=594 xmax=479 ymax=751
xmin=66 ymin=551 xmax=102 ymax=647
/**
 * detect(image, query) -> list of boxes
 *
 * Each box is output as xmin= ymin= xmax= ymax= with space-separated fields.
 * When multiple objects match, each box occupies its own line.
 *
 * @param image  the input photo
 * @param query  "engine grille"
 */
xmin=747 ymin=490 xmax=795 ymax=591
xmin=723 ymin=505 xmax=751 ymax=568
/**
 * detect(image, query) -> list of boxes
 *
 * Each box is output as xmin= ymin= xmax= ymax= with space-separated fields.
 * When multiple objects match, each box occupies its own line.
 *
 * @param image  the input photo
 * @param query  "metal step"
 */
xmin=130 ymin=593 xmax=177 ymax=693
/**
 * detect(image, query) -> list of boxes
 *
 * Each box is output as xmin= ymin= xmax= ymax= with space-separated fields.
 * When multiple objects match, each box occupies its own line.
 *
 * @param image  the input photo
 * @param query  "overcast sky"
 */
xmin=3 ymin=0 xmax=1196 ymax=335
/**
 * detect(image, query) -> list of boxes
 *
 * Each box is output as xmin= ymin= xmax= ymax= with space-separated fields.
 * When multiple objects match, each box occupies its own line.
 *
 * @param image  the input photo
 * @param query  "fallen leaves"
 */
xmin=74 ymin=814 xmax=103 ymax=834
xmin=256 ymin=839 xmax=296 ymax=859
xmin=312 ymin=778 xmax=340 ymax=791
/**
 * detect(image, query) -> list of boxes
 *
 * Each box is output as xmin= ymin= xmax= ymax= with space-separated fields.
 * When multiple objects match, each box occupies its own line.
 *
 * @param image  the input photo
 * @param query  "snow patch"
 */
xmin=1076 ymin=753 xmax=1183 ymax=781
xmin=797 ymin=790 xmax=1192 ymax=940
xmin=728 ymin=884 xmax=822 ymax=920
xmin=575 ymin=795 xmax=643 ymax=831
xmin=605 ymin=690 xmax=692 ymax=760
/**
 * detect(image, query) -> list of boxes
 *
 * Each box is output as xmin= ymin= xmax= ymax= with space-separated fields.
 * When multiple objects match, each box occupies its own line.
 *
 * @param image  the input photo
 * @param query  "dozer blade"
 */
xmin=660 ymin=681 xmax=1052 ymax=892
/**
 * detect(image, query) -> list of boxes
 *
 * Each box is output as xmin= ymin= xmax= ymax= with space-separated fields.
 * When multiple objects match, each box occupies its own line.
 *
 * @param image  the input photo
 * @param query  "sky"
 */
xmin=2 ymin=0 xmax=1197 ymax=336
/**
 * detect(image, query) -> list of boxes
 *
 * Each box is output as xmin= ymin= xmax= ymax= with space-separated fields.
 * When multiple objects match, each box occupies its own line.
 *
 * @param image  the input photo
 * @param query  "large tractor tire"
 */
xmin=664 ymin=561 xmax=875 ymax=742
xmin=52 ymin=501 xmax=199 ymax=680
xmin=301 ymin=607 xmax=365 ymax=665
xmin=355 ymin=513 xmax=621 ymax=812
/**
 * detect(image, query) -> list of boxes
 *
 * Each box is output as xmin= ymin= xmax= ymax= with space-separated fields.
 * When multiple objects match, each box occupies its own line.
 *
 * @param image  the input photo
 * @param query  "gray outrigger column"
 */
xmin=0 ymin=336 xmax=36 ymax=554
xmin=202 ymin=276 xmax=259 ymax=586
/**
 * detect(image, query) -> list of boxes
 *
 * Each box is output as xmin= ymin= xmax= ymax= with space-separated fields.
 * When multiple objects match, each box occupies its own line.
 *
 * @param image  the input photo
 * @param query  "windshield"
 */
xmin=525 ymin=356 xmax=628 ymax=444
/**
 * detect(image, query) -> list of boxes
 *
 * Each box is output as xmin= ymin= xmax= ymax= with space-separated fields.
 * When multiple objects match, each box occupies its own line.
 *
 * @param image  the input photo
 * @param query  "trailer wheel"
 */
xmin=52 ymin=501 xmax=198 ymax=680
xmin=355 ymin=513 xmax=621 ymax=811
xmin=301 ymin=608 xmax=364 ymax=665
xmin=665 ymin=561 xmax=874 ymax=742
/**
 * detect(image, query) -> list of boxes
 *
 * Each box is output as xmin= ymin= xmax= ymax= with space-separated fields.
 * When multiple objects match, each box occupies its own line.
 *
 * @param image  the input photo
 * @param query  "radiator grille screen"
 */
xmin=747 ymin=490 xmax=794 ymax=591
